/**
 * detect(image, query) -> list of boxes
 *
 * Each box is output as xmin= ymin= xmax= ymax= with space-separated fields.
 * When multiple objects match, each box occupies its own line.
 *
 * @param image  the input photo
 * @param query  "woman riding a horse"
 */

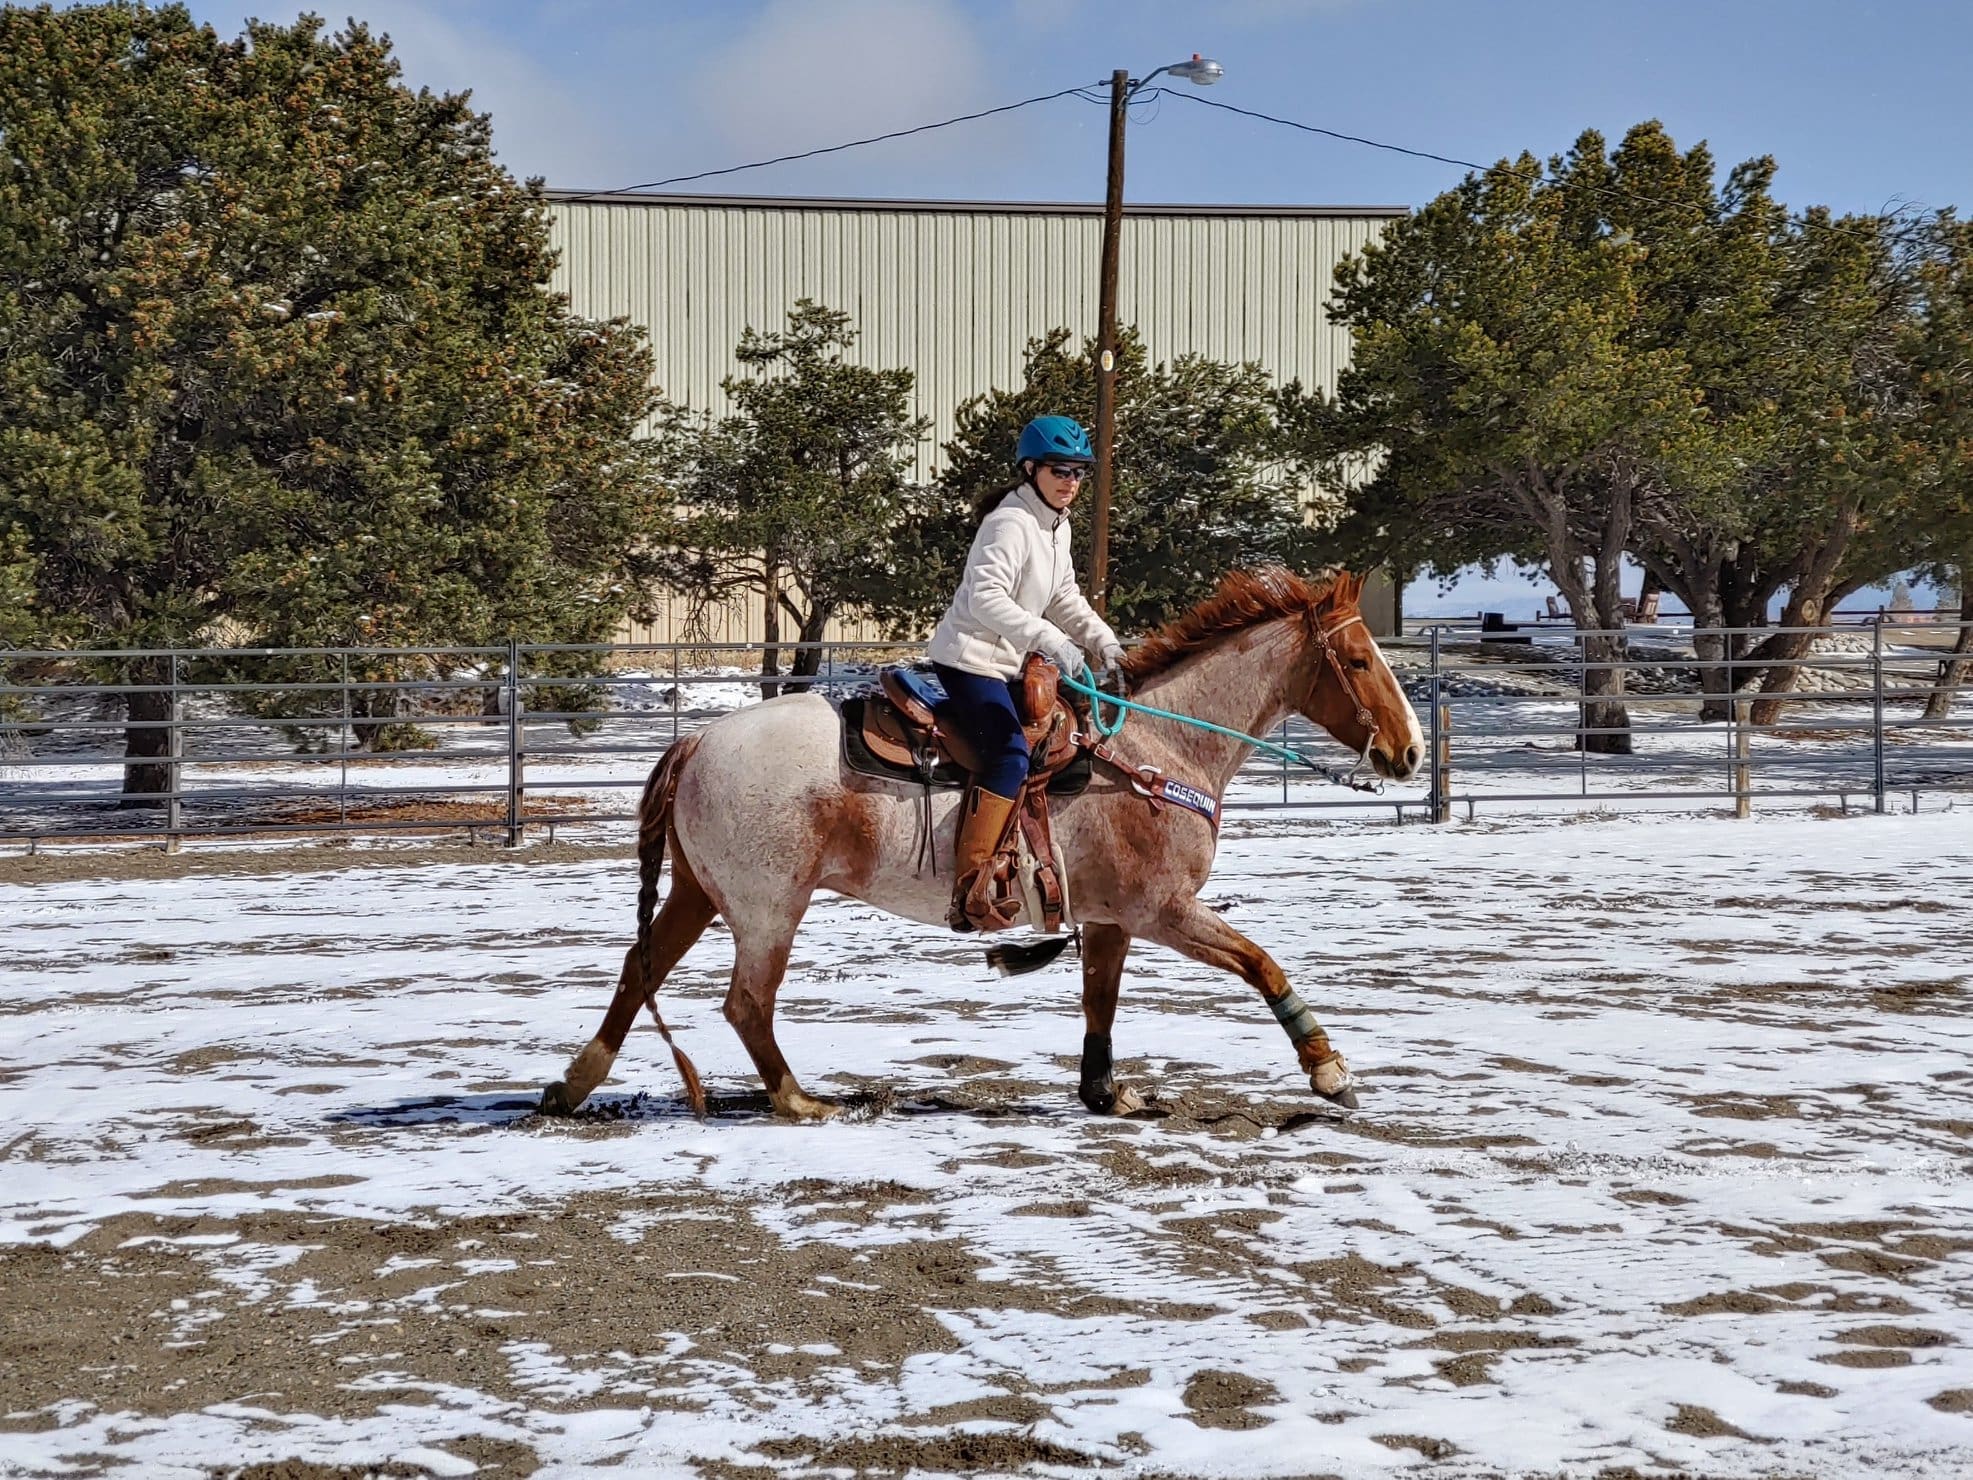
xmin=929 ymin=415 xmax=1124 ymax=934
xmin=541 ymin=532 xmax=1425 ymax=1122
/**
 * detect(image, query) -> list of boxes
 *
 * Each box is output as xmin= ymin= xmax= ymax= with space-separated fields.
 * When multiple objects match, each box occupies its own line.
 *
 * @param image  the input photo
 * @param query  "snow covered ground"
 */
xmin=2 ymin=810 xmax=1970 ymax=1477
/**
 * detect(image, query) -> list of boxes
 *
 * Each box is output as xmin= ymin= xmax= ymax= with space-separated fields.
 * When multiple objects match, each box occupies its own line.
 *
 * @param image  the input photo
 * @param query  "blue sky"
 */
xmin=176 ymin=0 xmax=1969 ymax=215
xmin=178 ymin=1 xmax=1968 ymax=614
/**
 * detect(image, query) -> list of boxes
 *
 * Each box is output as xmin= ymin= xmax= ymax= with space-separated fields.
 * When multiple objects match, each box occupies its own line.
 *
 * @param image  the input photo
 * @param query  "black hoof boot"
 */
xmin=1077 ymin=1032 xmax=1116 ymax=1114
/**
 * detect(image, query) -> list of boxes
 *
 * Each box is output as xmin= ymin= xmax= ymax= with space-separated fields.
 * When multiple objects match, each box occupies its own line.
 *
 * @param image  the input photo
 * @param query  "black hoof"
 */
xmin=539 ymin=1080 xmax=580 ymax=1117
xmin=1078 ymin=1032 xmax=1116 ymax=1115
xmin=1318 ymin=1084 xmax=1359 ymax=1111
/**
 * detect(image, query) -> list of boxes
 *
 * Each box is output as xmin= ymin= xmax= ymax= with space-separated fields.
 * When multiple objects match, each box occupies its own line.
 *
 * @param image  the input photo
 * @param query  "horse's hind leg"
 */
xmin=723 ymin=911 xmax=836 ymax=1121
xmin=541 ymin=850 xmax=718 ymax=1115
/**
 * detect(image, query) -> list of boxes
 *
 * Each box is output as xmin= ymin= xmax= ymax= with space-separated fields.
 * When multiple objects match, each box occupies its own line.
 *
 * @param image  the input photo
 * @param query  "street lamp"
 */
xmin=1090 ymin=54 xmax=1223 ymax=615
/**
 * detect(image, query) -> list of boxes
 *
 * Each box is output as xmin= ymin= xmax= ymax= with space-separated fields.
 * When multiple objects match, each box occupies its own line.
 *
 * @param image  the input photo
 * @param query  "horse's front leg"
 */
xmin=1142 ymin=902 xmax=1357 ymax=1108
xmin=1077 ymin=923 xmax=1142 ymax=1114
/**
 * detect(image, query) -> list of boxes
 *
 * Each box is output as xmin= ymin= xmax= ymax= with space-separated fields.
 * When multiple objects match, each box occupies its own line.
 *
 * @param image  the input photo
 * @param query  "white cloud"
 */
xmin=190 ymin=1 xmax=644 ymax=186
xmin=337 ymin=2 xmax=638 ymax=185
xmin=684 ymin=0 xmax=996 ymax=174
xmin=188 ymin=0 xmax=1070 ymax=196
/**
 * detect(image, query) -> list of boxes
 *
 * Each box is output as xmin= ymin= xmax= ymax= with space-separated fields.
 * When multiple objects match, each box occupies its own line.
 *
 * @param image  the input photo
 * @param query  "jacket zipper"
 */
xmin=1048 ymin=505 xmax=1066 ymax=602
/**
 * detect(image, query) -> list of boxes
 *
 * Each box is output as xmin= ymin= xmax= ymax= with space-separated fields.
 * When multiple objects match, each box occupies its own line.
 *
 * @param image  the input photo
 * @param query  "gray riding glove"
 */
xmin=1096 ymin=640 xmax=1126 ymax=687
xmin=1040 ymin=633 xmax=1087 ymax=679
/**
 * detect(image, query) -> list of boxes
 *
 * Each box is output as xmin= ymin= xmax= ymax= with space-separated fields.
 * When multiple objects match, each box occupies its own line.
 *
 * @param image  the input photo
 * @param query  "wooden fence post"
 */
xmin=1732 ymin=699 xmax=1751 ymax=819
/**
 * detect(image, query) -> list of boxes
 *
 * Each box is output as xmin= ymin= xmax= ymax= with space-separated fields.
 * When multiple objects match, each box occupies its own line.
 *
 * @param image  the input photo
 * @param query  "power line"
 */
xmin=558 ymin=82 xmax=1107 ymax=206
xmin=1153 ymin=89 xmax=1493 ymax=176
xmin=1152 ymin=86 xmax=1916 ymax=249
xmin=552 ymin=71 xmax=1917 ymax=260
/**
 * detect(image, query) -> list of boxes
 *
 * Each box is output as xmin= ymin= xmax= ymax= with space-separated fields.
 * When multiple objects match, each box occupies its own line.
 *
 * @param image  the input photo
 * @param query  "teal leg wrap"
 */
xmin=1268 ymin=989 xmax=1322 ymax=1046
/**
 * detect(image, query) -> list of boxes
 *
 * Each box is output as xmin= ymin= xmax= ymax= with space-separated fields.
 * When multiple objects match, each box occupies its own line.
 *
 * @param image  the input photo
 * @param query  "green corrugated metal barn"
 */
xmin=544 ymin=192 xmax=1403 ymax=641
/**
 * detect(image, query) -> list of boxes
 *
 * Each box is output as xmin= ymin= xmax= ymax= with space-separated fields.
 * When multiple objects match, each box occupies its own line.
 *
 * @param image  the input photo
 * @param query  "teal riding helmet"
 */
xmin=1016 ymin=415 xmax=1093 ymax=465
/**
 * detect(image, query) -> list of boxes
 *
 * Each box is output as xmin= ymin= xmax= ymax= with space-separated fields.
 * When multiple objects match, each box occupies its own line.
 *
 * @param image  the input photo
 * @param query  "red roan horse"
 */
xmin=542 ymin=568 xmax=1423 ymax=1120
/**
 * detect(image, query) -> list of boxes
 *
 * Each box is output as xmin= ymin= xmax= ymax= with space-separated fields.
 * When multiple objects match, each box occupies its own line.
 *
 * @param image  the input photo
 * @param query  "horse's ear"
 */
xmin=1336 ymin=569 xmax=1364 ymax=607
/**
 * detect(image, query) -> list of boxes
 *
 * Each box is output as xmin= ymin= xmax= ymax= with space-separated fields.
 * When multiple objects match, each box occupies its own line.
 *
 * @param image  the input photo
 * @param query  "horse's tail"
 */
xmin=633 ymin=734 xmax=707 ymax=1117
xmin=635 ymin=734 xmax=697 ymax=971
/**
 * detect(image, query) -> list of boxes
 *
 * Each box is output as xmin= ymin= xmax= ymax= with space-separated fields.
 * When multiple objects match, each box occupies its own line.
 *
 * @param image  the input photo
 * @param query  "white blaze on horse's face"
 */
xmin=1308 ymin=598 xmax=1425 ymax=783
xmin=1360 ymin=628 xmax=1426 ymax=781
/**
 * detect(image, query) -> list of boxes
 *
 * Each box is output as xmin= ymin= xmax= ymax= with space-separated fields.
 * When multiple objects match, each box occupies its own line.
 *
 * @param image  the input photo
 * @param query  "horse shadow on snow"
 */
xmin=326 ymin=1085 xmax=1184 ymax=1130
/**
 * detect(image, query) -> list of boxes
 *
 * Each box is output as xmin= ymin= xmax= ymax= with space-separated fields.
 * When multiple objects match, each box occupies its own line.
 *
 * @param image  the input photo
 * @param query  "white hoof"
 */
xmin=770 ymin=1085 xmax=842 ymax=1122
xmin=555 ymin=1039 xmax=616 ymax=1111
xmin=1311 ymin=1054 xmax=1356 ymax=1101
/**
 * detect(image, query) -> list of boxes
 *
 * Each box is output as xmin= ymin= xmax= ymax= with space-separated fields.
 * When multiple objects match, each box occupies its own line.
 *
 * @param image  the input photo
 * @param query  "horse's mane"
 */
xmin=1120 ymin=567 xmax=1352 ymax=685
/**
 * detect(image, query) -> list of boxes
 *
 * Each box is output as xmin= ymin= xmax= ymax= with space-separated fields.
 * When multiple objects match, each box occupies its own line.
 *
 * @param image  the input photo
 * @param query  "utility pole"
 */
xmin=1087 ymin=55 xmax=1222 ymax=616
xmin=1090 ymin=69 xmax=1129 ymax=615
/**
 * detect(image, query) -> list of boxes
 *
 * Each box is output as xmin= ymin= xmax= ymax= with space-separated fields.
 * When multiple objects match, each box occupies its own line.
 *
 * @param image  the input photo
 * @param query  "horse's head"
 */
xmin=1298 ymin=572 xmax=1424 ymax=782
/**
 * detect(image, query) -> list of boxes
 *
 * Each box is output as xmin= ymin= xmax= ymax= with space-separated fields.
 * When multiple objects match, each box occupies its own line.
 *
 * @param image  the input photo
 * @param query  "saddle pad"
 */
xmin=839 ymin=695 xmax=1093 ymax=796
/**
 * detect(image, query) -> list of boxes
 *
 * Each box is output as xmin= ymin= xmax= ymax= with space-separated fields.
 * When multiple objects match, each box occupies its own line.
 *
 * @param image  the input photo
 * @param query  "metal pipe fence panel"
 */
xmin=2 ymin=618 xmax=1969 ymax=848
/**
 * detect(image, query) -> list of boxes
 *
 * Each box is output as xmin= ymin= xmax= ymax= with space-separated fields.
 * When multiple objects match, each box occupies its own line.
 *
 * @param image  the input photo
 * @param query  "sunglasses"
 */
xmin=1041 ymin=463 xmax=1090 ymax=480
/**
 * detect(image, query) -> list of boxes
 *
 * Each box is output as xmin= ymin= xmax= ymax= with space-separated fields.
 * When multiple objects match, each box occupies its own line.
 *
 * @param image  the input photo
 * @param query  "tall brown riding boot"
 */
xmin=947 ymin=786 xmax=1021 ymax=932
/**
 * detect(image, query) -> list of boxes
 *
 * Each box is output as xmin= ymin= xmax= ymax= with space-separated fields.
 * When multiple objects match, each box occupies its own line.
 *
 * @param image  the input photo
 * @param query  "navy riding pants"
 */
xmin=932 ymin=663 xmax=1030 ymax=798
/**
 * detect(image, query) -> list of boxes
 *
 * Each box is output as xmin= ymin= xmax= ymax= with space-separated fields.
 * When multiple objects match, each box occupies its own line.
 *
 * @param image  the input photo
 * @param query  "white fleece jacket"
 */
xmin=927 ymin=483 xmax=1122 ymax=679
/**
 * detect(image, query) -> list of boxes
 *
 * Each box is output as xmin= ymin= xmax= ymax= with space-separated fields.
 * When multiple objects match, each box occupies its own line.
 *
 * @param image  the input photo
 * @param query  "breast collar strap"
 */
xmin=1072 ymin=732 xmax=1221 ymax=832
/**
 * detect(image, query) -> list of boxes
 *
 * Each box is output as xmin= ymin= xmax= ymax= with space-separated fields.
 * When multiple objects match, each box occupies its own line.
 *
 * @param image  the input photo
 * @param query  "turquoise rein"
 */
xmin=1057 ymin=668 xmax=1376 ymax=789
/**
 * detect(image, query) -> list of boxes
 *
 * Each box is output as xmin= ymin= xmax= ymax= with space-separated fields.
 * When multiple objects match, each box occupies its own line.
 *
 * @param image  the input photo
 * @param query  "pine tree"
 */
xmin=1310 ymin=121 xmax=1919 ymax=742
xmin=649 ymin=301 xmax=929 ymax=696
xmin=0 ymin=5 xmax=664 ymax=797
xmin=1901 ymin=216 xmax=1973 ymax=718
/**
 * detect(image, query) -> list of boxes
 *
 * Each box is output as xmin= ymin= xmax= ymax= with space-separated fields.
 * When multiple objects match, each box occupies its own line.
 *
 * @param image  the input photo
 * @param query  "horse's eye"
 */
xmin=1349 ymin=657 xmax=1370 ymax=671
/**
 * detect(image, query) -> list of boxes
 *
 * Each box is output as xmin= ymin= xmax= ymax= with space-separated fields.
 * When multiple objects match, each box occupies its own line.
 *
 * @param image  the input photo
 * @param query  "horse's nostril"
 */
xmin=1404 ymin=744 xmax=1423 ymax=773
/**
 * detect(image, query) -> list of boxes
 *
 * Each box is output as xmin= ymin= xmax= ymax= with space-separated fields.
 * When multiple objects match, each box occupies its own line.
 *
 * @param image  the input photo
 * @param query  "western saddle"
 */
xmin=842 ymin=655 xmax=1091 ymax=933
